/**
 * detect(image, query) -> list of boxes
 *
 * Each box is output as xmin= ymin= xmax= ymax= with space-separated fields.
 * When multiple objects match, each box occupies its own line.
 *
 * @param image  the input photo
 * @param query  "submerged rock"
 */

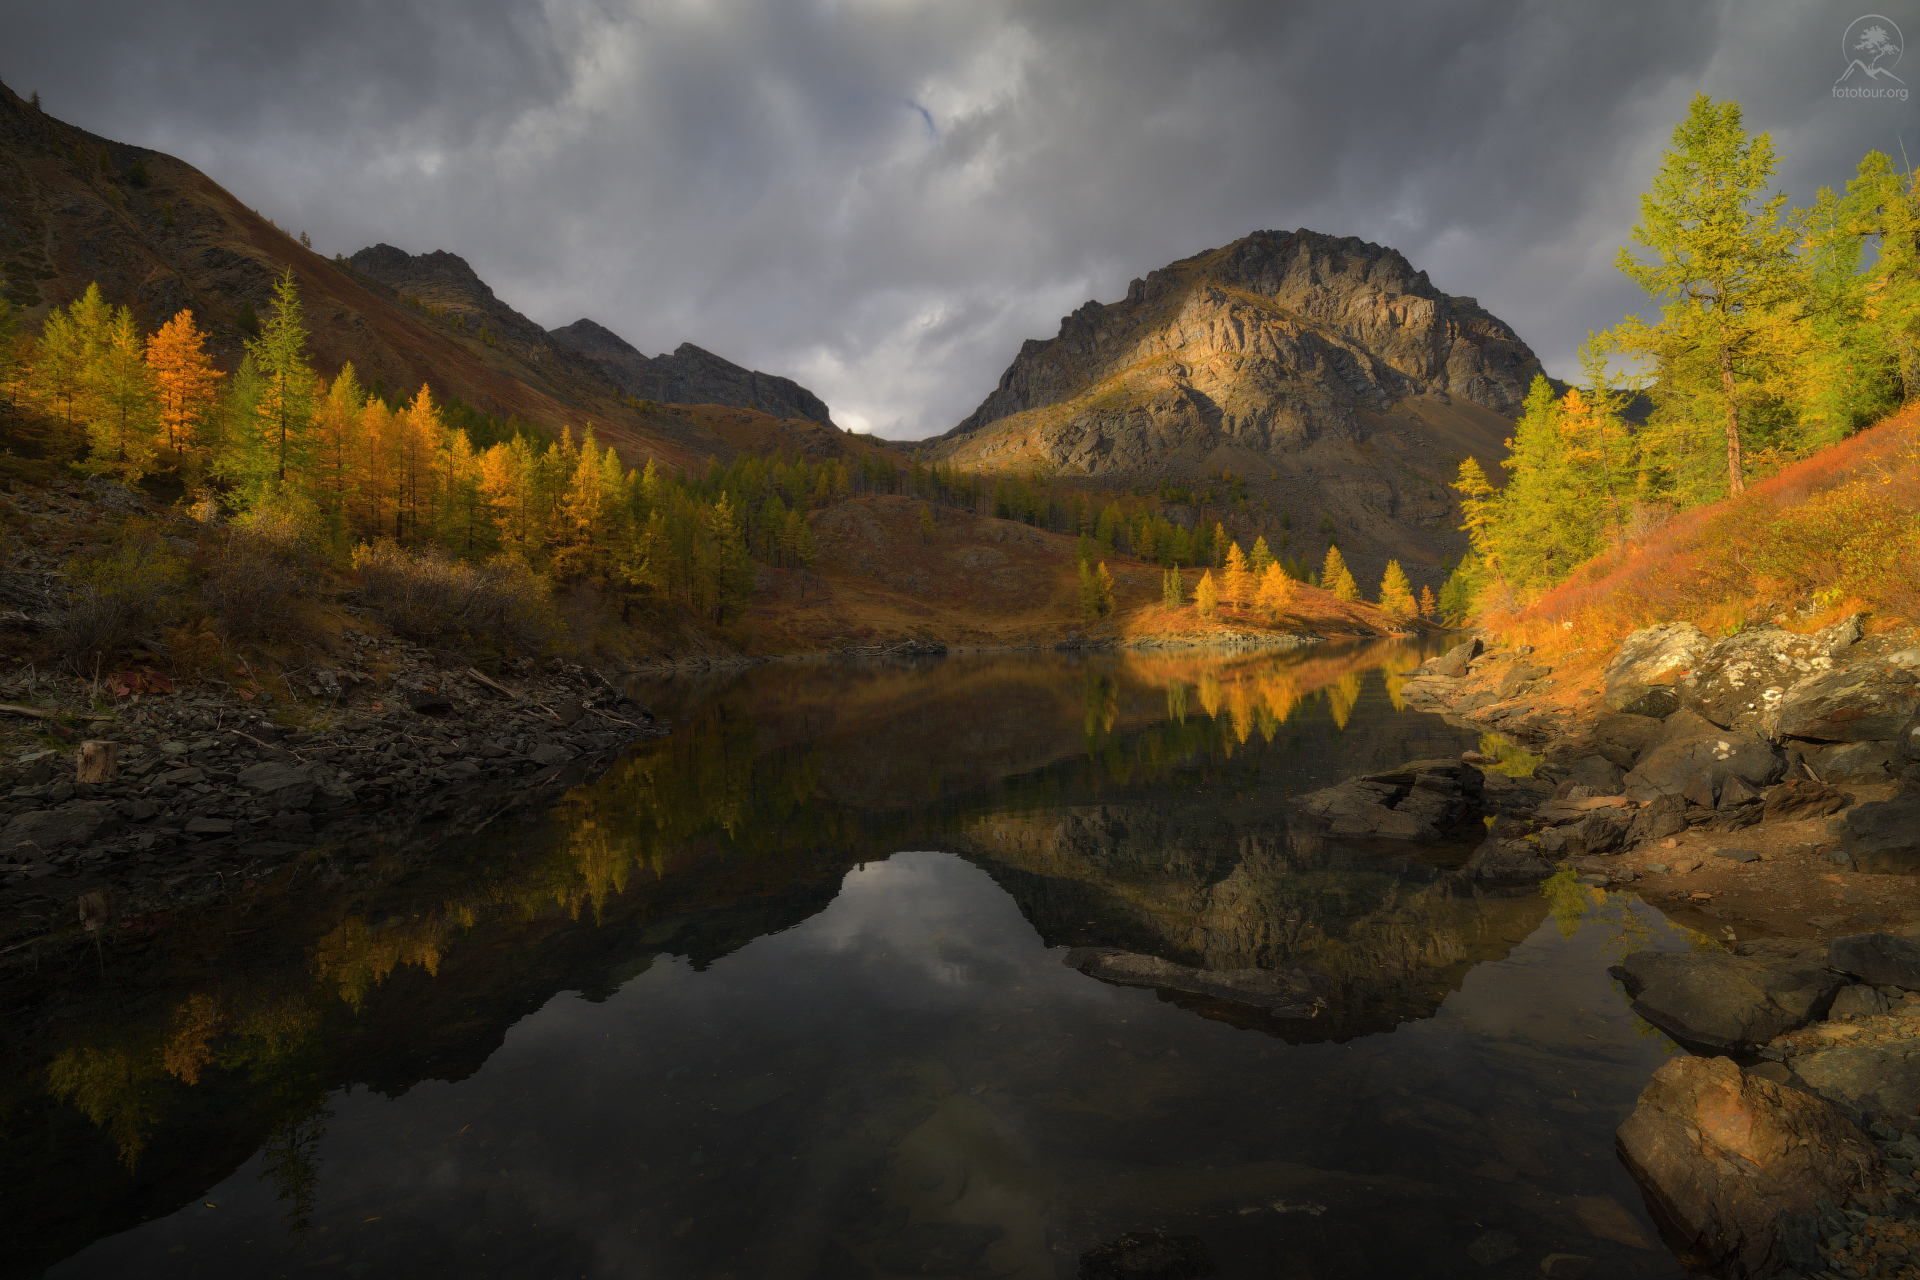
xmin=1290 ymin=758 xmax=1483 ymax=842
xmin=1078 ymin=1231 xmax=1217 ymax=1279
xmin=1616 ymin=1055 xmax=1885 ymax=1279
xmin=1609 ymin=951 xmax=1844 ymax=1053
xmin=1062 ymin=948 xmax=1328 ymax=1020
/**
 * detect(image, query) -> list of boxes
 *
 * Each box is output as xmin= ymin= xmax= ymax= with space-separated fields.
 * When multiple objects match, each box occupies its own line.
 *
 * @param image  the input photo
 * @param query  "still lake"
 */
xmin=16 ymin=643 xmax=1699 ymax=1278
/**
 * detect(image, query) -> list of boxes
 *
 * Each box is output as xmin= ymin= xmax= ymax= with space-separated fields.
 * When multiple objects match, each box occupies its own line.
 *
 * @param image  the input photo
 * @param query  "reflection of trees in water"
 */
xmin=31 ymin=640 xmax=1462 ymax=1198
xmin=259 ymin=1107 xmax=332 ymax=1239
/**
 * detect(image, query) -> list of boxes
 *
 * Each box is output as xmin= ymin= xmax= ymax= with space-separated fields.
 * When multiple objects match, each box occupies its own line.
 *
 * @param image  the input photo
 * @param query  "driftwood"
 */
xmin=587 ymin=706 xmax=642 ymax=729
xmin=76 ymin=740 xmax=118 ymax=784
xmin=0 ymin=702 xmax=112 ymax=723
xmin=466 ymin=667 xmax=519 ymax=700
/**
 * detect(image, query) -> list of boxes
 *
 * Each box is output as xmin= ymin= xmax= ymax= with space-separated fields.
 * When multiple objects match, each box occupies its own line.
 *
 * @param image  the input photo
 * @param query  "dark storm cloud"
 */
xmin=5 ymin=1 xmax=1914 ymax=434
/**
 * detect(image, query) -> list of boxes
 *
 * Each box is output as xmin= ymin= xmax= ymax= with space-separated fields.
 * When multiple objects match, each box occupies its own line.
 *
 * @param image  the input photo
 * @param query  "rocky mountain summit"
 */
xmin=933 ymin=228 xmax=1543 ymax=470
xmin=926 ymin=230 xmax=1547 ymax=592
xmin=548 ymin=321 xmax=835 ymax=426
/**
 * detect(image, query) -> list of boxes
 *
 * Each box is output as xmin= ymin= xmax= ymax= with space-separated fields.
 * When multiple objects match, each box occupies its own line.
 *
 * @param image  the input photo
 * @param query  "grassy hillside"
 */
xmin=1480 ymin=404 xmax=1920 ymax=670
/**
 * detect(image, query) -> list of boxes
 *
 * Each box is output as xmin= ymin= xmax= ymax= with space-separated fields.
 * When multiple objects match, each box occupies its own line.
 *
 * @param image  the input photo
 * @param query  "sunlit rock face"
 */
xmin=933 ymin=228 xmax=1543 ymax=473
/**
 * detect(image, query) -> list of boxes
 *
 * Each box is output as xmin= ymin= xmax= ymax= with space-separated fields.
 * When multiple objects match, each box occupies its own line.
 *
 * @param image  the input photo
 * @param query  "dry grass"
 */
xmin=1484 ymin=404 xmax=1920 ymax=662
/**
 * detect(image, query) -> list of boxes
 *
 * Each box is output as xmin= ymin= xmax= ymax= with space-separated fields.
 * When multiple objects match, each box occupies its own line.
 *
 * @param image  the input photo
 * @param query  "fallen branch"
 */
xmin=0 ymin=702 xmax=112 ymax=723
xmin=466 ymin=667 xmax=519 ymax=700
xmin=587 ymin=706 xmax=643 ymax=729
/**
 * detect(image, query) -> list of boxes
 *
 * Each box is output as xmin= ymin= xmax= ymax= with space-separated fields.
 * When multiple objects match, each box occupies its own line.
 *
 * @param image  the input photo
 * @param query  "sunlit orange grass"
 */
xmin=1485 ymin=405 xmax=1920 ymax=664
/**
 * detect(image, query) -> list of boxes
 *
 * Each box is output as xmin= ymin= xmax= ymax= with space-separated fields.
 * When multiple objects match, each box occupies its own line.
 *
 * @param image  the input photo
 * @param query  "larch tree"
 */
xmin=145 ymin=309 xmax=222 ymax=457
xmin=1195 ymin=570 xmax=1219 ymax=618
xmin=1320 ymin=545 xmax=1358 ymax=602
xmin=1611 ymin=93 xmax=1804 ymax=498
xmin=1162 ymin=567 xmax=1185 ymax=608
xmin=1377 ymin=560 xmax=1415 ymax=618
xmin=81 ymin=304 xmax=160 ymax=483
xmin=1418 ymin=584 xmax=1437 ymax=619
xmin=1222 ymin=542 xmax=1253 ymax=610
xmin=1249 ymin=535 xmax=1276 ymax=579
xmin=1254 ymin=562 xmax=1293 ymax=620
xmin=248 ymin=269 xmax=318 ymax=490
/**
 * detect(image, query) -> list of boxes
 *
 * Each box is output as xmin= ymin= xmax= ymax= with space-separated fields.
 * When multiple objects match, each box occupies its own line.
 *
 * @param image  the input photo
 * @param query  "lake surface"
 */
xmin=8 ymin=642 xmax=1704 ymax=1278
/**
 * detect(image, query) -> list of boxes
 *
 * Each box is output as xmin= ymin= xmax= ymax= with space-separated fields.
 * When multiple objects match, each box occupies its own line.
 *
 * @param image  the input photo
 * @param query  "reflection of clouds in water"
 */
xmin=798 ymin=853 xmax=1034 ymax=992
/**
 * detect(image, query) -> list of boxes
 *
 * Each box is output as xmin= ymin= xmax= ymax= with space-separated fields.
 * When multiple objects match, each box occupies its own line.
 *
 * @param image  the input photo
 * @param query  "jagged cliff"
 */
xmin=549 ymin=320 xmax=835 ymax=426
xmin=927 ymin=229 xmax=1547 ymax=593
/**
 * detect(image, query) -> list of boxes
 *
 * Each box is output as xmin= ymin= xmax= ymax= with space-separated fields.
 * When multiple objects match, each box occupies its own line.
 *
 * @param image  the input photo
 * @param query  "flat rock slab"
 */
xmin=1616 ymin=1055 xmax=1884 ymax=1279
xmin=0 ymin=801 xmax=119 ymax=853
xmin=1063 ymin=947 xmax=1327 ymax=1019
xmin=1610 ymin=950 xmax=1845 ymax=1052
xmin=1829 ymin=933 xmax=1920 ymax=987
xmin=1786 ymin=1041 xmax=1920 ymax=1126
xmin=1291 ymin=758 xmax=1481 ymax=842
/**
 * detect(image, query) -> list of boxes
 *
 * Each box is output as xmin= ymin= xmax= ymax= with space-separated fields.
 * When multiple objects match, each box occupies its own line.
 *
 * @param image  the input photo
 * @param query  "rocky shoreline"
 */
xmin=1292 ymin=620 xmax=1920 ymax=1277
xmin=0 ymin=651 xmax=664 ymax=968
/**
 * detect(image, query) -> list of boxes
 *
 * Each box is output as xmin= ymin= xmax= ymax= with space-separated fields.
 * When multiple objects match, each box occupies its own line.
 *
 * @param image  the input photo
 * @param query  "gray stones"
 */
xmin=1625 ymin=793 xmax=1688 ymax=847
xmin=1609 ymin=950 xmax=1846 ymax=1052
xmin=1543 ymin=711 xmax=1663 ymax=771
xmin=1558 ymin=754 xmax=1624 ymax=794
xmin=1604 ymin=622 xmax=1711 ymax=717
xmin=183 ymin=817 xmax=232 ymax=835
xmin=1616 ymin=1055 xmax=1885 ymax=1280
xmin=1840 ymin=797 xmax=1920 ymax=874
xmin=1063 ymin=947 xmax=1328 ymax=1019
xmin=1773 ymin=649 xmax=1920 ymax=743
xmin=1829 ymin=933 xmax=1920 ymax=988
xmin=1713 ymin=847 xmax=1760 ymax=864
xmin=1804 ymin=738 xmax=1903 ymax=783
xmin=528 ymin=742 xmax=573 ymax=767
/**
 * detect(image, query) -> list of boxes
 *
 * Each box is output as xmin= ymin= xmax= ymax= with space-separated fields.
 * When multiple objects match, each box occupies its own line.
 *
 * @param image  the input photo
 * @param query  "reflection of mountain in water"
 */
xmin=959 ymin=800 xmax=1545 ymax=1042
xmin=5 ymin=640 xmax=1503 ymax=1276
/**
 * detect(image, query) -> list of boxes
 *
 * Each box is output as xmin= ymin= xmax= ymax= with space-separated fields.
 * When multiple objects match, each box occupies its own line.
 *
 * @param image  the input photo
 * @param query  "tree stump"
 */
xmin=76 ymin=740 xmax=118 ymax=784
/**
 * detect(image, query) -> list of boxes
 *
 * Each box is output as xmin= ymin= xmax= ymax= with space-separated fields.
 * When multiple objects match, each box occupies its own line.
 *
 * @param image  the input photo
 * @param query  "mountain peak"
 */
xmin=549 ymin=326 xmax=835 ymax=426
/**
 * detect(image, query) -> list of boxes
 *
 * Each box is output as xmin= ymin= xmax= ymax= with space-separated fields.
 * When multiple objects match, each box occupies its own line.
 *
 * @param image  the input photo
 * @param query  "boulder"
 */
xmin=1773 ymin=649 xmax=1920 ymax=743
xmin=1804 ymin=739 xmax=1902 ymax=783
xmin=1567 ymin=807 xmax=1634 ymax=856
xmin=1421 ymin=637 xmax=1483 ymax=678
xmin=1544 ymin=711 xmax=1664 ymax=770
xmin=1479 ymin=771 xmax=1553 ymax=816
xmin=1680 ymin=615 xmax=1864 ymax=733
xmin=1760 ymin=779 xmax=1850 ymax=823
xmin=1623 ymin=731 xmax=1783 ymax=805
xmin=528 ymin=742 xmax=573 ymax=767
xmin=236 ymin=761 xmax=316 ymax=810
xmin=1626 ymin=793 xmax=1689 ymax=847
xmin=0 ymin=801 xmax=119 ymax=853
xmin=1558 ymin=754 xmax=1626 ymax=794
xmin=1063 ymin=948 xmax=1327 ymax=1019
xmin=1840 ymin=797 xmax=1920 ymax=874
xmin=1828 ymin=933 xmax=1920 ymax=988
xmin=1605 ymin=622 xmax=1711 ymax=717
xmin=1609 ymin=951 xmax=1845 ymax=1052
xmin=1616 ymin=1055 xmax=1884 ymax=1279
xmin=1828 ymin=984 xmax=1890 ymax=1020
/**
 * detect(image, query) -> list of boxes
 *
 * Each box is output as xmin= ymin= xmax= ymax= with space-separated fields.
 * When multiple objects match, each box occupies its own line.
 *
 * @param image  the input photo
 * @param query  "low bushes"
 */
xmin=351 ymin=541 xmax=559 ymax=655
xmin=54 ymin=533 xmax=187 ymax=672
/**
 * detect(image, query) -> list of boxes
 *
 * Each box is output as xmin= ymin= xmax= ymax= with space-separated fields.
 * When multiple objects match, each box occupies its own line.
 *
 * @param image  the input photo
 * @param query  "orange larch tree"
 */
xmin=145 ymin=309 xmax=222 ymax=456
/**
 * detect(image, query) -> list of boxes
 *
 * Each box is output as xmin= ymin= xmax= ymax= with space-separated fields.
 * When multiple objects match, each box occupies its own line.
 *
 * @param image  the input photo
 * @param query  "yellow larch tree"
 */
xmin=1222 ymin=542 xmax=1253 ymax=610
xmin=144 ymin=309 xmax=222 ymax=457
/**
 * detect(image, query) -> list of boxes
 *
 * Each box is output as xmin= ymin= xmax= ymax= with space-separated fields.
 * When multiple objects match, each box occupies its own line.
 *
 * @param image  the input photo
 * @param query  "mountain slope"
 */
xmin=927 ymin=229 xmax=1545 ymax=593
xmin=548 ymin=321 xmax=835 ymax=426
xmin=0 ymin=81 xmax=865 ymax=474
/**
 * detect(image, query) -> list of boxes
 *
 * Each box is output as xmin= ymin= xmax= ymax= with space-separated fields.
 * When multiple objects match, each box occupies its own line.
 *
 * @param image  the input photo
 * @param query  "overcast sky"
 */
xmin=5 ymin=1 xmax=1916 ymax=436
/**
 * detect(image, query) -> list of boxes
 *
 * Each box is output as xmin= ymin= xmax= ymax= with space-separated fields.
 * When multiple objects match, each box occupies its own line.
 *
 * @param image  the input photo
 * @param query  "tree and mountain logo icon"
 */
xmin=1837 ymin=15 xmax=1904 ymax=85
